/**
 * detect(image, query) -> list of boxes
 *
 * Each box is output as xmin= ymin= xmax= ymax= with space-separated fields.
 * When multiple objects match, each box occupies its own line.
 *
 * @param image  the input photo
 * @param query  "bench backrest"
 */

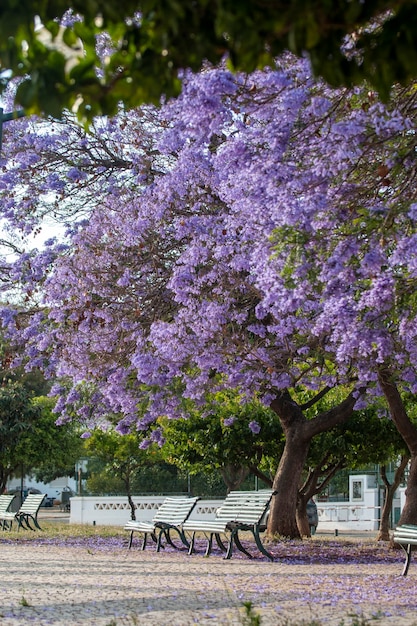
xmin=19 ymin=494 xmax=46 ymax=515
xmin=152 ymin=497 xmax=200 ymax=525
xmin=215 ymin=490 xmax=276 ymax=525
xmin=0 ymin=494 xmax=15 ymax=514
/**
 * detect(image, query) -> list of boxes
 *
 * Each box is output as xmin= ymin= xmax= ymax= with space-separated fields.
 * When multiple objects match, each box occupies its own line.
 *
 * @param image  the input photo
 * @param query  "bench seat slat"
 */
xmin=124 ymin=496 xmax=200 ymax=551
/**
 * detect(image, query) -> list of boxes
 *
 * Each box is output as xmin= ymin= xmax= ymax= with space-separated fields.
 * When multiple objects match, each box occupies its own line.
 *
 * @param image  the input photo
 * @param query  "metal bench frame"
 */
xmin=182 ymin=490 xmax=277 ymax=561
xmin=124 ymin=496 xmax=200 ymax=551
xmin=393 ymin=524 xmax=417 ymax=576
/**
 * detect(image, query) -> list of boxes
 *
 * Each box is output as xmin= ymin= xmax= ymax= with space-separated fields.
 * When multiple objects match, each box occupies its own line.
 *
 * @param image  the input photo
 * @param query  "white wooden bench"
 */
xmin=124 ymin=496 xmax=200 ymax=551
xmin=393 ymin=524 xmax=417 ymax=576
xmin=0 ymin=493 xmax=46 ymax=531
xmin=182 ymin=489 xmax=277 ymax=561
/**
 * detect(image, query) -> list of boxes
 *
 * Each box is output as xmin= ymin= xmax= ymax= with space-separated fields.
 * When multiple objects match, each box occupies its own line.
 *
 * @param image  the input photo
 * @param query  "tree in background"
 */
xmin=0 ymin=1 xmax=416 ymax=118
xmin=161 ymin=391 xmax=283 ymax=493
xmin=0 ymin=382 xmax=40 ymax=493
xmin=29 ymin=396 xmax=83 ymax=485
xmin=0 ymin=385 xmax=81 ymax=493
xmin=83 ymin=428 xmax=166 ymax=520
xmin=302 ymin=406 xmax=409 ymax=539
xmin=2 ymin=59 xmax=417 ymax=536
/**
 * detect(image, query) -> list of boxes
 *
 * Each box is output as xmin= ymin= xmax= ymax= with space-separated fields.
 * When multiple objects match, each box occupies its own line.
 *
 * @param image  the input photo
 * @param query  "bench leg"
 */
xmin=141 ymin=532 xmax=148 ymax=550
xmin=400 ymin=544 xmax=412 ymax=576
xmin=204 ymin=533 xmax=214 ymax=557
xmin=224 ymin=534 xmax=235 ymax=560
xmin=214 ymin=533 xmax=227 ymax=553
xmin=128 ymin=530 xmax=134 ymax=549
xmin=31 ymin=515 xmax=42 ymax=530
xmin=156 ymin=530 xmax=167 ymax=552
xmin=252 ymin=529 xmax=274 ymax=562
xmin=233 ymin=531 xmax=253 ymax=559
xmin=17 ymin=515 xmax=33 ymax=531
xmin=188 ymin=531 xmax=197 ymax=555
xmin=163 ymin=527 xmax=189 ymax=550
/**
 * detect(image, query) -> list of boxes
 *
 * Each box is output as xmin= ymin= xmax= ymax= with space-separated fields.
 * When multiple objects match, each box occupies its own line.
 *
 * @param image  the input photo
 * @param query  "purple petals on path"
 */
xmin=0 ymin=534 xmax=416 ymax=624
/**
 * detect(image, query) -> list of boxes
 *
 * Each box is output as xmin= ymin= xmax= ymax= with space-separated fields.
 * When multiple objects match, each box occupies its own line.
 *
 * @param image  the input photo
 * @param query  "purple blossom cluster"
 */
xmin=0 ymin=55 xmax=416 ymax=442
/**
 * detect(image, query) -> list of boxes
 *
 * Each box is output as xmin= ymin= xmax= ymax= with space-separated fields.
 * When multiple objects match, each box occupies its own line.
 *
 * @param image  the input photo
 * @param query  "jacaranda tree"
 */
xmin=1 ymin=55 xmax=417 ymax=537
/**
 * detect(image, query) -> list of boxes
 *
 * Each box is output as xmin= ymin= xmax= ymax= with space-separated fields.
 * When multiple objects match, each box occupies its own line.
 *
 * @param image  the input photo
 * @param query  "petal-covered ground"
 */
xmin=0 ymin=532 xmax=416 ymax=625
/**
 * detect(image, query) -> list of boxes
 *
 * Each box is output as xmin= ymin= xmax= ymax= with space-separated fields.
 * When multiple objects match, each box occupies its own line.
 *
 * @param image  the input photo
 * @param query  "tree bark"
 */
xmin=269 ymin=427 xmax=311 ymax=538
xmin=267 ymin=389 xmax=357 ymax=538
xmin=122 ymin=474 xmax=136 ymax=521
xmin=376 ymin=456 xmax=409 ymax=541
xmin=296 ymin=492 xmax=311 ymax=537
xmin=378 ymin=368 xmax=417 ymax=525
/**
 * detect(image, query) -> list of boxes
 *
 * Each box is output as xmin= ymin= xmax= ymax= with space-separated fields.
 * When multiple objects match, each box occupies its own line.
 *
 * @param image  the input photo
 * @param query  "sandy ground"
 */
xmin=1 ymin=537 xmax=417 ymax=626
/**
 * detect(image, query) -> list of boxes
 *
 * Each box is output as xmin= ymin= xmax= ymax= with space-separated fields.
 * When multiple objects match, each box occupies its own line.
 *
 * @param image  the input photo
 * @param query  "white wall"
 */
xmin=68 ymin=474 xmax=400 ymax=531
xmin=70 ymin=496 xmax=223 ymax=526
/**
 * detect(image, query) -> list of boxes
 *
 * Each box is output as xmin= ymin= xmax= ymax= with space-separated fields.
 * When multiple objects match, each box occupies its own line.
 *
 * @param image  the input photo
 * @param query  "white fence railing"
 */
xmin=316 ymin=503 xmax=382 ymax=531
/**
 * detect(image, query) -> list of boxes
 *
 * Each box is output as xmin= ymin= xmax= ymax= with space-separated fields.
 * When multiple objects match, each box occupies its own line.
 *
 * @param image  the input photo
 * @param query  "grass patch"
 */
xmin=0 ymin=520 xmax=126 ymax=542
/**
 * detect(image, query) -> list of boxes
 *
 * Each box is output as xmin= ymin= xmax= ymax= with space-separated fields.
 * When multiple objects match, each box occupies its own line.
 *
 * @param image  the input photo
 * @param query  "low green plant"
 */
xmin=19 ymin=595 xmax=30 ymax=607
xmin=338 ymin=614 xmax=381 ymax=626
xmin=241 ymin=600 xmax=262 ymax=625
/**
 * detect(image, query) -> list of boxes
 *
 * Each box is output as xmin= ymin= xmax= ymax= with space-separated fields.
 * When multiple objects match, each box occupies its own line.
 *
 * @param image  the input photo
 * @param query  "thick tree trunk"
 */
xmin=267 ymin=388 xmax=357 ymax=539
xmin=376 ymin=457 xmax=409 ymax=541
xmin=268 ymin=429 xmax=310 ymax=538
xmin=378 ymin=369 xmax=417 ymax=526
xmin=0 ymin=467 xmax=12 ymax=495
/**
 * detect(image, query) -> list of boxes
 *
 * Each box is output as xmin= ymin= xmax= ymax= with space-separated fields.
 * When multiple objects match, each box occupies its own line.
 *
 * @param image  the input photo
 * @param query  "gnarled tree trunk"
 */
xmin=267 ymin=389 xmax=357 ymax=538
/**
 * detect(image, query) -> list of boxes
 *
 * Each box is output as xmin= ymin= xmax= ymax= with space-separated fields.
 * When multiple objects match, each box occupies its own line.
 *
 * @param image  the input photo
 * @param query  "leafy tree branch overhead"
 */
xmin=0 ymin=0 xmax=416 ymax=119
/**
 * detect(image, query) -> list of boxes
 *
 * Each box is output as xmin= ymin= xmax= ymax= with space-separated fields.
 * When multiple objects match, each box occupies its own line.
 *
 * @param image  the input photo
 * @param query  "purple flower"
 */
xmin=249 ymin=420 xmax=261 ymax=434
xmin=223 ymin=416 xmax=236 ymax=427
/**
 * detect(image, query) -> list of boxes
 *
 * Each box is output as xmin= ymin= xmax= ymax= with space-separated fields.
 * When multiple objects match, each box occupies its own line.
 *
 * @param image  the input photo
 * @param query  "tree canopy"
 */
xmin=0 ymin=387 xmax=81 ymax=492
xmin=1 ymin=1 xmax=417 ymax=119
xmin=2 ymin=56 xmax=417 ymax=534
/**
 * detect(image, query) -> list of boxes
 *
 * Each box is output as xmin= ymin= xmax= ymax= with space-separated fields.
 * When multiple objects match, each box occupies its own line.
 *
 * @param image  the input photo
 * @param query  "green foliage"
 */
xmin=83 ymin=428 xmax=165 ymax=494
xmin=241 ymin=601 xmax=262 ymax=626
xmin=160 ymin=390 xmax=283 ymax=490
xmin=0 ymin=1 xmax=416 ymax=119
xmin=0 ymin=388 xmax=83 ymax=491
xmin=29 ymin=396 xmax=83 ymax=483
xmin=0 ymin=382 xmax=41 ymax=490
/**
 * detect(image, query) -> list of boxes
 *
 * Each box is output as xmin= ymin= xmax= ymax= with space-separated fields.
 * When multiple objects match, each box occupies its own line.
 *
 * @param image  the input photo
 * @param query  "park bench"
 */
xmin=182 ymin=489 xmax=277 ymax=561
xmin=0 ymin=494 xmax=16 ymax=529
xmin=393 ymin=524 xmax=417 ymax=576
xmin=0 ymin=493 xmax=46 ymax=531
xmin=124 ymin=496 xmax=200 ymax=551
